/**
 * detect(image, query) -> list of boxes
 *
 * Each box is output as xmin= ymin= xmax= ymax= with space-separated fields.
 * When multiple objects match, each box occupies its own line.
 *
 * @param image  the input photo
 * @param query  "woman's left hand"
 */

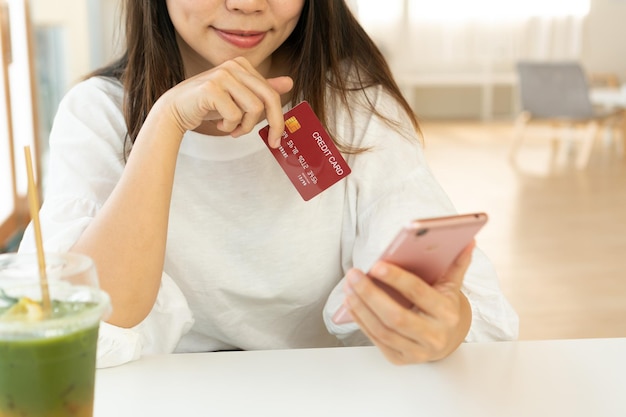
xmin=343 ymin=242 xmax=475 ymax=365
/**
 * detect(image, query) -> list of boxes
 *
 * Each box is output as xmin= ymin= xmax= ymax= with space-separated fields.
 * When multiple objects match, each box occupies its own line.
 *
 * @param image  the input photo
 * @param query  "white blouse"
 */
xmin=20 ymin=77 xmax=518 ymax=367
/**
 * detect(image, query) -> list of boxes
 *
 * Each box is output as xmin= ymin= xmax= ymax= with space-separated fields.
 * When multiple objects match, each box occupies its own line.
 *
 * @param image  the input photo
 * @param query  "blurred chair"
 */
xmin=509 ymin=61 xmax=623 ymax=169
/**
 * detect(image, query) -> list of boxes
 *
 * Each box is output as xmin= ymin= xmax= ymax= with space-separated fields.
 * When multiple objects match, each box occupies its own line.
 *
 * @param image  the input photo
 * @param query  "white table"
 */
xmin=94 ymin=338 xmax=626 ymax=417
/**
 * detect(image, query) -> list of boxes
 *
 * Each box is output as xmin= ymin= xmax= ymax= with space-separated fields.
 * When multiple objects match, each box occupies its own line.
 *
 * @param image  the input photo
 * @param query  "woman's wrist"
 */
xmin=139 ymin=94 xmax=189 ymax=148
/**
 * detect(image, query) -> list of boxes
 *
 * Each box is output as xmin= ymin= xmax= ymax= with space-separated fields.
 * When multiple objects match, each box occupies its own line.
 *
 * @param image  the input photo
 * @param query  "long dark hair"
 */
xmin=89 ymin=0 xmax=420 ymax=153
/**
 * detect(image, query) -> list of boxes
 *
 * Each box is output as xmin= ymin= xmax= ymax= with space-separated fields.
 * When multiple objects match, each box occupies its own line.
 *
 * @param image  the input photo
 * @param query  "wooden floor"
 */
xmin=420 ymin=120 xmax=626 ymax=340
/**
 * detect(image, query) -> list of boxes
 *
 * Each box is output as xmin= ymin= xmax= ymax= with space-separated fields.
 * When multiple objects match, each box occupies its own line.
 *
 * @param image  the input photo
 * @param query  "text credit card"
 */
xmin=258 ymin=101 xmax=351 ymax=201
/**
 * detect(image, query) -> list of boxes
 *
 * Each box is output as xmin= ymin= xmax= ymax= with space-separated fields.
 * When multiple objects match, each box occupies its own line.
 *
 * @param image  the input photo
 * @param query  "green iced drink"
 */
xmin=0 ymin=253 xmax=110 ymax=417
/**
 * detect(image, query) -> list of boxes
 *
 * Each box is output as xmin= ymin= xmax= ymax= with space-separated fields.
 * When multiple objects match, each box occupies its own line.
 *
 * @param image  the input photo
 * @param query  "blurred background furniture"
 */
xmin=396 ymin=71 xmax=517 ymax=121
xmin=588 ymin=72 xmax=622 ymax=89
xmin=509 ymin=61 xmax=623 ymax=169
xmin=590 ymin=82 xmax=626 ymax=145
xmin=590 ymin=82 xmax=626 ymax=109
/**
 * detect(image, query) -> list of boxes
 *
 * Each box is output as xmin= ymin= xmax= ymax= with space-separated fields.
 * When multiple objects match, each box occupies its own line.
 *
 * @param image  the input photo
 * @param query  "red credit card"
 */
xmin=259 ymin=101 xmax=351 ymax=201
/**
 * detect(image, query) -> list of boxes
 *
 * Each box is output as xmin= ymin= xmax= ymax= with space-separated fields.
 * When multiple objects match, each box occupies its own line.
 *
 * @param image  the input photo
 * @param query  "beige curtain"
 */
xmin=354 ymin=0 xmax=588 ymax=78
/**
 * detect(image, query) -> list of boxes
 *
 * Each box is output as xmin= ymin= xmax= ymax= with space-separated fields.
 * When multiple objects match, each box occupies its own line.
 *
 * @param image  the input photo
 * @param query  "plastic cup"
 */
xmin=0 ymin=253 xmax=110 ymax=417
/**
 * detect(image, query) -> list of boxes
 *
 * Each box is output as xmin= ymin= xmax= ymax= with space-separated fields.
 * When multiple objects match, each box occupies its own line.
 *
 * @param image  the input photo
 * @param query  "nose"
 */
xmin=225 ymin=0 xmax=267 ymax=13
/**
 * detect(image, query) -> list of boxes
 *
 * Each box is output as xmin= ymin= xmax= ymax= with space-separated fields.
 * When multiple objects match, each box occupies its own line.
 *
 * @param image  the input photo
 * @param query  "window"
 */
xmin=0 ymin=0 xmax=40 ymax=253
xmin=0 ymin=15 xmax=19 ymax=249
xmin=1 ymin=0 xmax=115 ymax=252
xmin=353 ymin=0 xmax=590 ymax=76
xmin=355 ymin=0 xmax=591 ymax=24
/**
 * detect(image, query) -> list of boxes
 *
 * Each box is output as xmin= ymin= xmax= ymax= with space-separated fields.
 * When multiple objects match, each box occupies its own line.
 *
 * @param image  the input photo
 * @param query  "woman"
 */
xmin=21 ymin=0 xmax=518 ymax=366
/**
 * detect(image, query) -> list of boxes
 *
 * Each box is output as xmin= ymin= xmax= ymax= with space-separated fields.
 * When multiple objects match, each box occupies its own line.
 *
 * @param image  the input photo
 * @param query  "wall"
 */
xmin=582 ymin=0 xmax=626 ymax=77
xmin=98 ymin=0 xmax=123 ymax=67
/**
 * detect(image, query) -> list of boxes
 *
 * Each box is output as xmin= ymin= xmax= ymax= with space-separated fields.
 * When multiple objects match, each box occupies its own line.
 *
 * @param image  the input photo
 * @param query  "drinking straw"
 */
xmin=24 ymin=145 xmax=51 ymax=314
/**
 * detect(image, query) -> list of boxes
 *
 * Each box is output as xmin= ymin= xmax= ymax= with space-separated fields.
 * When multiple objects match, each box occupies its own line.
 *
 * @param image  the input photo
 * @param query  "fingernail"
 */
xmin=370 ymin=262 xmax=387 ymax=276
xmin=343 ymin=280 xmax=354 ymax=295
xmin=346 ymin=270 xmax=361 ymax=285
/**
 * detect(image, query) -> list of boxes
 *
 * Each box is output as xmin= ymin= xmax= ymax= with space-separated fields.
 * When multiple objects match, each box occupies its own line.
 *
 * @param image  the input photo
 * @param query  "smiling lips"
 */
xmin=215 ymin=29 xmax=267 ymax=48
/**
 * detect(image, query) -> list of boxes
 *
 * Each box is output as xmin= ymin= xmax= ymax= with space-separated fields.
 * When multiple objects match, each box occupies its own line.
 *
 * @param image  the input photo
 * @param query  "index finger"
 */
xmin=228 ymin=58 xmax=292 ymax=147
xmin=264 ymin=76 xmax=294 ymax=147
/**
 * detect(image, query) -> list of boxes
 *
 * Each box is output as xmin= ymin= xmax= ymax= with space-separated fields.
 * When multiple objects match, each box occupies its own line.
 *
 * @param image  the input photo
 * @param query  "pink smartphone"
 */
xmin=332 ymin=212 xmax=488 ymax=324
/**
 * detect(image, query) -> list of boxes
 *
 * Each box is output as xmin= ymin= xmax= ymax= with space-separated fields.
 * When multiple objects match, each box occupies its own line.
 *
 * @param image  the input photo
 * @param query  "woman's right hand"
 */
xmin=157 ymin=57 xmax=294 ymax=148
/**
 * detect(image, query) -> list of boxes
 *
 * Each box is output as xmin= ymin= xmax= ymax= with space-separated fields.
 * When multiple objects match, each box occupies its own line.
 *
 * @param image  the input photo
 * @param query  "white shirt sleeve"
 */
xmin=18 ymin=78 xmax=194 ymax=368
xmin=96 ymin=272 xmax=194 ymax=368
xmin=322 ymin=86 xmax=519 ymax=343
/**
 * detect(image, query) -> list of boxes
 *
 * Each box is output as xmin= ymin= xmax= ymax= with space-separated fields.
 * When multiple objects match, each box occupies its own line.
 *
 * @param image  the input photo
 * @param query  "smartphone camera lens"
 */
xmin=416 ymin=228 xmax=428 ymax=236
